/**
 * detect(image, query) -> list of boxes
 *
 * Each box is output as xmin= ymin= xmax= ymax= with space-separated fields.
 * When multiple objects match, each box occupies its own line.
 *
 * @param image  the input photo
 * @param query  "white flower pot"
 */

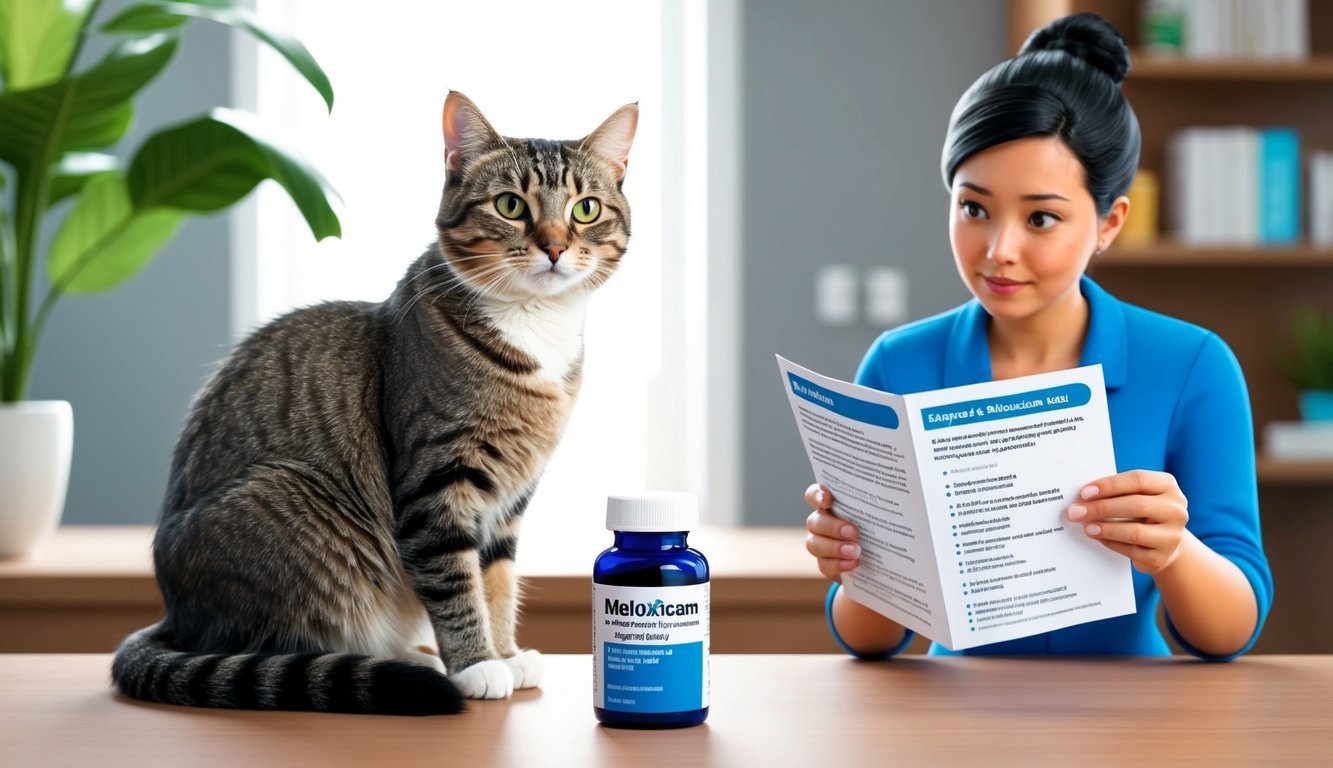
xmin=0 ymin=401 xmax=73 ymax=558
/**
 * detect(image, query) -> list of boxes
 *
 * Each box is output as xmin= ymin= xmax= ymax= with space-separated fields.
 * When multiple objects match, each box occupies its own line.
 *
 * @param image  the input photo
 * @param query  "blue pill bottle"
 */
xmin=593 ymin=492 xmax=710 ymax=729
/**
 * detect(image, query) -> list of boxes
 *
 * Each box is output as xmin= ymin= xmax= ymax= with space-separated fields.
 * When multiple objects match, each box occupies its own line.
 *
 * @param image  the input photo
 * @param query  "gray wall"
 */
xmin=27 ymin=3 xmax=234 ymax=525
xmin=740 ymin=0 xmax=1006 ymax=524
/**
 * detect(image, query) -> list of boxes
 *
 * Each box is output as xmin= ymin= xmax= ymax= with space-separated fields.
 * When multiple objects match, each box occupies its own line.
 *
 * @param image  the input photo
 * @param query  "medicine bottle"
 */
xmin=592 ymin=492 xmax=710 ymax=728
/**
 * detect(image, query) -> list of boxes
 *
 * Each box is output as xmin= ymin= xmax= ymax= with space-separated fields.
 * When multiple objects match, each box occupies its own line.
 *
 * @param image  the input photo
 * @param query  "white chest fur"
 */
xmin=481 ymin=295 xmax=588 ymax=381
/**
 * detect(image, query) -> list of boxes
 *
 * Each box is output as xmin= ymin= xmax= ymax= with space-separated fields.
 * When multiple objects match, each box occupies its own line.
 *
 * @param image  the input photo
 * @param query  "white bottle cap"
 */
xmin=605 ymin=492 xmax=699 ymax=532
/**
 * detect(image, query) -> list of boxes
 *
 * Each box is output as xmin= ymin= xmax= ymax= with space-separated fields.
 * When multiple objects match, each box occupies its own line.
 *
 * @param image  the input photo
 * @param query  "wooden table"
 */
xmin=2 ymin=654 xmax=1330 ymax=767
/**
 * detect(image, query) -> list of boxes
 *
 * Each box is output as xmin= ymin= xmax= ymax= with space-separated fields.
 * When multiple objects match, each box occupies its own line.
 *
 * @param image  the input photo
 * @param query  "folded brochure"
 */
xmin=776 ymin=355 xmax=1135 ymax=650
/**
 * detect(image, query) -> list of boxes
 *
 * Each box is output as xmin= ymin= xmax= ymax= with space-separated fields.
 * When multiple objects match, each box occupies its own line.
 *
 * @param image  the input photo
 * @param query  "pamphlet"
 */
xmin=776 ymin=355 xmax=1135 ymax=650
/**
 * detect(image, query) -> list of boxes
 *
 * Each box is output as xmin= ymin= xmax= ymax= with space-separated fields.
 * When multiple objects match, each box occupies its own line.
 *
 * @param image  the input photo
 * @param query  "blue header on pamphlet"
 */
xmin=787 ymin=372 xmax=899 ymax=429
xmin=921 ymin=383 xmax=1091 ymax=431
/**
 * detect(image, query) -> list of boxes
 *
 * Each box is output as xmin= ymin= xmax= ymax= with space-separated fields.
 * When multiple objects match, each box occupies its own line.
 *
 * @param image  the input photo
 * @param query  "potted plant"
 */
xmin=0 ymin=0 xmax=340 ymax=557
xmin=1280 ymin=309 xmax=1333 ymax=422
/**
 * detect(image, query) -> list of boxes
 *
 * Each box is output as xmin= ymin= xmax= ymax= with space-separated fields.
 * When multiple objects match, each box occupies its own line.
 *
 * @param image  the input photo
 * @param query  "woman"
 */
xmin=804 ymin=13 xmax=1272 ymax=661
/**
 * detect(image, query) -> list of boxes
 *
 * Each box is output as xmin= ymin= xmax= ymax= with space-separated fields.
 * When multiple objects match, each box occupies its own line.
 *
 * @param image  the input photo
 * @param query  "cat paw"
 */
xmin=450 ymin=659 xmax=514 ymax=699
xmin=504 ymin=649 xmax=543 ymax=689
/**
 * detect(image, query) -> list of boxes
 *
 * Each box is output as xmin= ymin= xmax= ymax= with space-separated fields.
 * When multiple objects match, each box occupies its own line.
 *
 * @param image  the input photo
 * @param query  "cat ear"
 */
xmin=442 ymin=91 xmax=504 ymax=173
xmin=580 ymin=103 xmax=638 ymax=183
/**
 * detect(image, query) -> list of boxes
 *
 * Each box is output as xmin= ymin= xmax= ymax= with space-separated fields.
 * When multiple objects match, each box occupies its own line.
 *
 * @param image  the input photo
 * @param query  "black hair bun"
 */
xmin=1019 ymin=12 xmax=1131 ymax=84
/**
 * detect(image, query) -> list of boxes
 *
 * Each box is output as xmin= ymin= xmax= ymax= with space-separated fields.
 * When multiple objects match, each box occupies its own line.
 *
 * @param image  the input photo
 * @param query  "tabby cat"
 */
xmin=111 ymin=92 xmax=637 ymax=715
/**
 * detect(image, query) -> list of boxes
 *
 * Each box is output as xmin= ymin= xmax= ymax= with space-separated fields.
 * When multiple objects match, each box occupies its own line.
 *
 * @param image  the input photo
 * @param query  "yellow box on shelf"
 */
xmin=1119 ymin=168 xmax=1159 ymax=246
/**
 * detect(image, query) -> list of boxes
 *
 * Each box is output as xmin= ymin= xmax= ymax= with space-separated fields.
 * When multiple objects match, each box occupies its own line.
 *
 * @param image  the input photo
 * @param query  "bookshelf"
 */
xmin=1007 ymin=0 xmax=1333 ymax=472
xmin=1130 ymin=55 xmax=1333 ymax=81
xmin=1101 ymin=241 xmax=1333 ymax=266
xmin=1257 ymin=458 xmax=1333 ymax=484
xmin=1006 ymin=0 xmax=1333 ymax=653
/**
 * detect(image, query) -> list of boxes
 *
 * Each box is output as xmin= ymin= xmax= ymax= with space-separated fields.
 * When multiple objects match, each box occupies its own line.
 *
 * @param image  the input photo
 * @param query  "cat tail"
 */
xmin=111 ymin=623 xmax=465 ymax=716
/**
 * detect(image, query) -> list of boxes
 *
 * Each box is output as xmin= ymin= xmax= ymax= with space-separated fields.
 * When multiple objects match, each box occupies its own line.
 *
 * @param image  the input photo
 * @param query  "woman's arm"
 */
xmin=830 ymin=584 xmax=911 ymax=656
xmin=1072 ymin=333 xmax=1271 ymax=660
xmin=1070 ymin=472 xmax=1259 ymax=657
xmin=806 ymin=484 xmax=913 ymax=657
xmin=1153 ymin=530 xmax=1258 ymax=657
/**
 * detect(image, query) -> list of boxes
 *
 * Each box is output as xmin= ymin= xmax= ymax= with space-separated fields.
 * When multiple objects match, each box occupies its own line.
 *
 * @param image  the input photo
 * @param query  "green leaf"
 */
xmin=96 ymin=4 xmax=190 ymax=33
xmin=102 ymin=1 xmax=334 ymax=112
xmin=129 ymin=108 xmax=342 ymax=240
xmin=0 ymin=0 xmax=96 ymax=90
xmin=47 ymin=172 xmax=184 ymax=294
xmin=48 ymin=151 xmax=119 ymax=205
xmin=0 ymin=34 xmax=177 ymax=168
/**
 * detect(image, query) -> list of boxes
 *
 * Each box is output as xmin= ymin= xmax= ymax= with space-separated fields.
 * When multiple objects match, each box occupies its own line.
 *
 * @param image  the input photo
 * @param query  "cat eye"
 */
xmin=572 ymin=197 xmax=601 ymax=224
xmin=495 ymin=193 xmax=527 ymax=220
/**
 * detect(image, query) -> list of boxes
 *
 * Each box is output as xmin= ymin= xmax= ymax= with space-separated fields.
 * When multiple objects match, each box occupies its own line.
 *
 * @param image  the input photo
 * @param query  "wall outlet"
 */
xmin=865 ymin=266 xmax=908 ymax=326
xmin=815 ymin=265 xmax=858 ymax=325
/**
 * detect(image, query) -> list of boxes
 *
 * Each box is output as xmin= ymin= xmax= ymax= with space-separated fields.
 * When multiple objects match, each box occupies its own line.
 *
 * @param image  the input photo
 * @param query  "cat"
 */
xmin=111 ymin=92 xmax=637 ymax=715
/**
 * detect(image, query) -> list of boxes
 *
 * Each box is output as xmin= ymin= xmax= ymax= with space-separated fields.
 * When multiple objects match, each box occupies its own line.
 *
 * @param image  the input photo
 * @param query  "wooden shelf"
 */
xmin=1099 ymin=242 xmax=1333 ymax=267
xmin=0 ymin=526 xmax=839 ymax=654
xmin=1130 ymin=54 xmax=1333 ymax=82
xmin=1257 ymin=458 xmax=1333 ymax=485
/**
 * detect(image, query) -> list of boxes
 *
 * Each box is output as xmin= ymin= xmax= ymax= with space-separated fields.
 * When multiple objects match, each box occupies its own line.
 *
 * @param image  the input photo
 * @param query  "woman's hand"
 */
xmin=803 ymin=484 xmax=860 ymax=582
xmin=1068 ymin=469 xmax=1190 ymax=575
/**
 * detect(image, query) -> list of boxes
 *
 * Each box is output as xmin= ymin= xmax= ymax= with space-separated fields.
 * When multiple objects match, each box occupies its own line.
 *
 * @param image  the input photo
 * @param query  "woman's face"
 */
xmin=949 ymin=136 xmax=1115 ymax=322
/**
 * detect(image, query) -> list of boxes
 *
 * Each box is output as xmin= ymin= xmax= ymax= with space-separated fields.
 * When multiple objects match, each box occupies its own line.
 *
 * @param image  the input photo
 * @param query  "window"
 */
xmin=237 ymin=1 xmax=725 ymax=547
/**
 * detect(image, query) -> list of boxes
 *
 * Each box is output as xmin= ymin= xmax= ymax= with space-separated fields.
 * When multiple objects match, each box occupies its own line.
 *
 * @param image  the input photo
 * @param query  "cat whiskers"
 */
xmin=586 ymin=265 xmax=616 ymax=290
xmin=456 ymin=263 xmax=518 ymax=324
xmin=405 ymin=255 xmax=514 ymax=325
xmin=393 ymin=262 xmax=455 ymax=324
xmin=394 ymin=256 xmax=497 ymax=324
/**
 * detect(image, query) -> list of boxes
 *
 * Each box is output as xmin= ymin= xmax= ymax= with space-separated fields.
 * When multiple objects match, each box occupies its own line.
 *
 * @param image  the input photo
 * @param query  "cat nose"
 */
xmin=541 ymin=241 xmax=567 ymax=264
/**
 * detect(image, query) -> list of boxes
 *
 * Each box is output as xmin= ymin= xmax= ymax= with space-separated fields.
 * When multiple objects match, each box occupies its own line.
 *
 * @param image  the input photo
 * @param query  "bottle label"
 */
xmin=592 ymin=582 xmax=710 ymax=713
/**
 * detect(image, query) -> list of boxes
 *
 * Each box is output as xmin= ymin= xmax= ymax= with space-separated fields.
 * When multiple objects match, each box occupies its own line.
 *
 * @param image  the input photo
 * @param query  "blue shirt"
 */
xmin=826 ymin=276 xmax=1273 ymax=661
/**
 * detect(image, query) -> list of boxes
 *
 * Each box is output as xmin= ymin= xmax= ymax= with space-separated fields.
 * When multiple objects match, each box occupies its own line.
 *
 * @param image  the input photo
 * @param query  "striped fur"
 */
xmin=112 ymin=93 xmax=637 ymax=715
xmin=112 ymin=623 xmax=461 ymax=715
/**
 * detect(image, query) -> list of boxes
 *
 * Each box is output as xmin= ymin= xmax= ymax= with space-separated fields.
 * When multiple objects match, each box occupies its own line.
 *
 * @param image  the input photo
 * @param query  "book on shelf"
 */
xmin=1313 ymin=152 xmax=1333 ymax=247
xmin=1141 ymin=0 xmax=1309 ymax=60
xmin=1142 ymin=0 xmax=1185 ymax=56
xmin=1119 ymin=169 xmax=1159 ymax=245
xmin=1167 ymin=127 xmax=1301 ymax=246
xmin=1263 ymin=421 xmax=1333 ymax=460
xmin=1259 ymin=129 xmax=1301 ymax=244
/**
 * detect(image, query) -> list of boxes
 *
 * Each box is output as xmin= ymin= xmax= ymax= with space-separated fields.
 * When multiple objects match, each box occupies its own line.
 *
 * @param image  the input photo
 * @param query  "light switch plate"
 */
xmin=815 ymin=265 xmax=858 ymax=325
xmin=865 ymin=266 xmax=908 ymax=326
